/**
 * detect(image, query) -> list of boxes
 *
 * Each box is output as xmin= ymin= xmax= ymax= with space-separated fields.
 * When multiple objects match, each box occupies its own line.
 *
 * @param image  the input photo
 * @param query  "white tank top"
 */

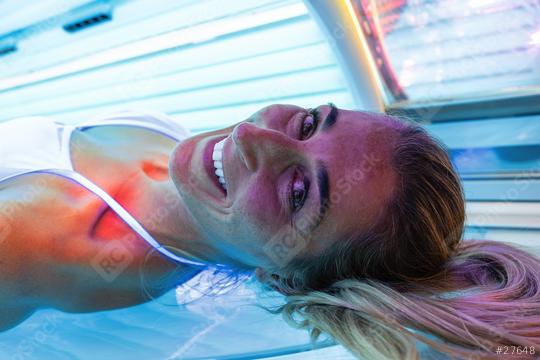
xmin=0 ymin=110 xmax=210 ymax=268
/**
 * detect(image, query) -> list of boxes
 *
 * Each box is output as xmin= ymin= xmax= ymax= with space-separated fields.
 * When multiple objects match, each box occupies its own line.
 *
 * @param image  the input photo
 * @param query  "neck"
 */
xmin=133 ymin=176 xmax=214 ymax=265
xmin=142 ymin=177 xmax=246 ymax=268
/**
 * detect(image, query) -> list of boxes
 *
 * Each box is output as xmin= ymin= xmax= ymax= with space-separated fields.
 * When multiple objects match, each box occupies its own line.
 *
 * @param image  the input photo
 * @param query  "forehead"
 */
xmin=305 ymin=107 xmax=398 ymax=254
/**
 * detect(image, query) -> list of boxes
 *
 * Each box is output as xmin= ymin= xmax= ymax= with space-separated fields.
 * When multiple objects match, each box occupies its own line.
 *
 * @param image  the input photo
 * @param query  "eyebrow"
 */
xmin=316 ymin=163 xmax=330 ymax=228
xmin=321 ymin=102 xmax=339 ymax=131
xmin=299 ymin=163 xmax=330 ymax=236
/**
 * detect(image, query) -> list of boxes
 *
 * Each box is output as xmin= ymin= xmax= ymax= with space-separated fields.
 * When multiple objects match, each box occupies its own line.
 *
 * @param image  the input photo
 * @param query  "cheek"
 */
xmin=234 ymin=181 xmax=281 ymax=240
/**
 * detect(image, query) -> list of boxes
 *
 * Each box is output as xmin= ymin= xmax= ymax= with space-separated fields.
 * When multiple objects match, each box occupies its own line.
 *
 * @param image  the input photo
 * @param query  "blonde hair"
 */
xmin=259 ymin=116 xmax=540 ymax=359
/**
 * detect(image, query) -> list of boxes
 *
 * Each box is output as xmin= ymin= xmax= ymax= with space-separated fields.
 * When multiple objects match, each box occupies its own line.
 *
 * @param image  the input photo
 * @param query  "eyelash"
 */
xmin=288 ymin=169 xmax=310 ymax=214
xmin=298 ymin=109 xmax=319 ymax=140
xmin=287 ymin=109 xmax=319 ymax=215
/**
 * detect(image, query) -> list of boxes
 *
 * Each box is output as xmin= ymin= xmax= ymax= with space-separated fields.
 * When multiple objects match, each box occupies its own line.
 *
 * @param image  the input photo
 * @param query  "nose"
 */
xmin=232 ymin=122 xmax=298 ymax=172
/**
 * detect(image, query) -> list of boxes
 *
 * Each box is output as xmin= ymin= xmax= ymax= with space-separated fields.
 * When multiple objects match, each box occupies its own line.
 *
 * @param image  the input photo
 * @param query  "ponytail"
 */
xmin=264 ymin=240 xmax=540 ymax=359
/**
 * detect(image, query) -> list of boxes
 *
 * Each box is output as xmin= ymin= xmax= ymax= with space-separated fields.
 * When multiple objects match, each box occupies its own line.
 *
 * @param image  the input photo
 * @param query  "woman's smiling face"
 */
xmin=170 ymin=104 xmax=397 ymax=272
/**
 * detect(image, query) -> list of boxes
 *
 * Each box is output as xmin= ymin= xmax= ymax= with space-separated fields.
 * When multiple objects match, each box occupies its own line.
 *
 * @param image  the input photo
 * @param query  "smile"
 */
xmin=212 ymin=138 xmax=228 ymax=193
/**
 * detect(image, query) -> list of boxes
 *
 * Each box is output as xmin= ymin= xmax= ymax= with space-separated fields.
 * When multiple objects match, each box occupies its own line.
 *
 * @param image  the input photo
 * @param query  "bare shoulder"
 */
xmin=0 ymin=173 xmax=76 ymax=330
xmin=0 ymin=172 xmax=95 ymax=235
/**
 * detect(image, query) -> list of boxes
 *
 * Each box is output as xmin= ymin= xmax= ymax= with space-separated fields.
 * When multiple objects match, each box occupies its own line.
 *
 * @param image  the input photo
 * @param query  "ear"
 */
xmin=141 ymin=155 xmax=170 ymax=181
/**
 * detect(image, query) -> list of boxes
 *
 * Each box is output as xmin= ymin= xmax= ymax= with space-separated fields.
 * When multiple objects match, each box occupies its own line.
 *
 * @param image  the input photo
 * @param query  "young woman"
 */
xmin=0 ymin=105 xmax=538 ymax=359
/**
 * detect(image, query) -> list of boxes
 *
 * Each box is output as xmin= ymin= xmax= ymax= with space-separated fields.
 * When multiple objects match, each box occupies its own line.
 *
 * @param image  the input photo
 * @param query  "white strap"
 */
xmin=74 ymin=109 xmax=189 ymax=142
xmin=64 ymin=115 xmax=186 ymax=171
xmin=76 ymin=121 xmax=183 ymax=141
xmin=59 ymin=124 xmax=76 ymax=170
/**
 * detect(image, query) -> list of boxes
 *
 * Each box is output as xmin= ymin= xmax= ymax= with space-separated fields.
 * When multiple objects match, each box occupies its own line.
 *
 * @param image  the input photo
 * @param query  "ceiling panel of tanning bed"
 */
xmin=0 ymin=0 xmax=355 ymax=132
xmin=351 ymin=0 xmax=540 ymax=105
xmin=464 ymin=228 xmax=540 ymax=257
xmin=449 ymin=145 xmax=540 ymax=175
xmin=462 ymin=179 xmax=540 ymax=201
xmin=0 ymin=19 xmax=326 ymax=109
xmin=0 ymin=0 xmax=92 ymax=37
xmin=423 ymin=114 xmax=540 ymax=177
xmin=0 ymin=66 xmax=346 ymax=120
xmin=0 ymin=42 xmax=341 ymax=120
xmin=426 ymin=115 xmax=540 ymax=149
xmin=0 ymin=0 xmax=298 ymax=78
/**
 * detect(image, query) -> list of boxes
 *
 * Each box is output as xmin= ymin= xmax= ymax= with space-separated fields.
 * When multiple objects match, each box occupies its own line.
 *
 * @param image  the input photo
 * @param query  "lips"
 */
xmin=203 ymin=136 xmax=227 ymax=197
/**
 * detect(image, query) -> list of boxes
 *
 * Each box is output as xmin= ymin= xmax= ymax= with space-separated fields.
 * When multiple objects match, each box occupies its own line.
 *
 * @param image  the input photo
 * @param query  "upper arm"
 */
xmin=0 ymin=173 xmax=97 ymax=300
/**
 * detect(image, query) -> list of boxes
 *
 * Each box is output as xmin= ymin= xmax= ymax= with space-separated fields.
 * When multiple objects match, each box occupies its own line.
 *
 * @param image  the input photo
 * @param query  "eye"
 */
xmin=289 ymin=169 xmax=310 ymax=213
xmin=298 ymin=109 xmax=319 ymax=140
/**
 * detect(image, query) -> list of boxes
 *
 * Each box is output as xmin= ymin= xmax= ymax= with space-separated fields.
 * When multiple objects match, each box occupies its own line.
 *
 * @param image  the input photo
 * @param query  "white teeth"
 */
xmin=212 ymin=138 xmax=227 ymax=192
xmin=212 ymin=150 xmax=222 ymax=161
xmin=214 ymin=139 xmax=224 ymax=150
